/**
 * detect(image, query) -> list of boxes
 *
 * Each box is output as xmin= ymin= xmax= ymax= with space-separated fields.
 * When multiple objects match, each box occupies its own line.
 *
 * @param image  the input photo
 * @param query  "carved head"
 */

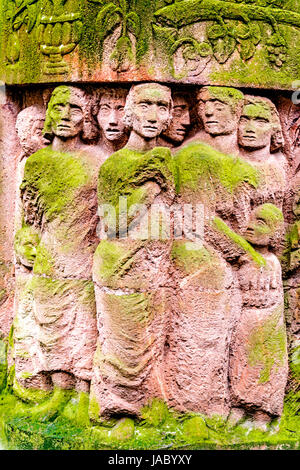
xmin=96 ymin=88 xmax=128 ymax=143
xmin=238 ymin=96 xmax=282 ymax=152
xmin=16 ymin=106 xmax=47 ymax=157
xmin=162 ymin=92 xmax=191 ymax=145
xmin=14 ymin=226 xmax=40 ymax=269
xmin=124 ymin=83 xmax=173 ymax=140
xmin=43 ymin=86 xmax=90 ymax=141
xmin=244 ymin=203 xmax=284 ymax=247
xmin=196 ymin=86 xmax=244 ymax=136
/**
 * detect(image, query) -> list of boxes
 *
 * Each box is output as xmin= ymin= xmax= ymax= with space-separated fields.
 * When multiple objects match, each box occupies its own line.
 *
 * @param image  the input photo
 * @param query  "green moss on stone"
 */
xmin=0 ymin=339 xmax=7 ymax=392
xmin=213 ymin=216 xmax=266 ymax=266
xmin=12 ymin=378 xmax=52 ymax=405
xmin=94 ymin=239 xmax=136 ymax=285
xmin=21 ymin=147 xmax=91 ymax=223
xmin=33 ymin=243 xmax=55 ymax=276
xmin=247 ymin=306 xmax=287 ymax=384
xmin=140 ymin=398 xmax=171 ymax=427
xmin=110 ymin=417 xmax=135 ymax=441
xmin=182 ymin=416 xmax=209 ymax=441
xmin=175 ymin=141 xmax=259 ymax=195
xmin=171 ymin=241 xmax=212 ymax=273
xmin=98 ymin=146 xmax=175 ymax=213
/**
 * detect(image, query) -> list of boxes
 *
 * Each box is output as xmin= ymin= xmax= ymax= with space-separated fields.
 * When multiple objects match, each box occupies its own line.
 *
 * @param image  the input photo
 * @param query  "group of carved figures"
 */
xmin=11 ymin=81 xmax=295 ymax=427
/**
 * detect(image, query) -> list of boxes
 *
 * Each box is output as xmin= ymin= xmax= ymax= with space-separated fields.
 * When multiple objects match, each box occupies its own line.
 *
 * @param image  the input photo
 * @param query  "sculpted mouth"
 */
xmin=206 ymin=121 xmax=219 ymax=124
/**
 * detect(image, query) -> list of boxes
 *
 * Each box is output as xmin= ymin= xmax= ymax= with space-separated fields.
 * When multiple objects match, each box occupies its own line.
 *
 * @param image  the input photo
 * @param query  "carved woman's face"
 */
xmin=238 ymin=104 xmax=273 ymax=150
xmin=244 ymin=204 xmax=283 ymax=247
xmin=163 ymin=95 xmax=190 ymax=144
xmin=130 ymin=86 xmax=172 ymax=140
xmin=49 ymin=91 xmax=84 ymax=139
xmin=97 ymin=94 xmax=126 ymax=142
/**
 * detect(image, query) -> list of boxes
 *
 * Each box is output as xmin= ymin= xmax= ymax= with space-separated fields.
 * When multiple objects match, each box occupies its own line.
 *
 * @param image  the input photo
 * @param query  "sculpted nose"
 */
xmin=61 ymin=105 xmax=71 ymax=120
xmin=181 ymin=111 xmax=190 ymax=127
xmin=205 ymin=103 xmax=214 ymax=116
xmin=108 ymin=110 xmax=118 ymax=125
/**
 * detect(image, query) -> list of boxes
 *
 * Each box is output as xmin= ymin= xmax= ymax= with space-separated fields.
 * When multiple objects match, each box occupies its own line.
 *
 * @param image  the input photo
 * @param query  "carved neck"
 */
xmin=240 ymin=147 xmax=270 ymax=162
xmin=51 ymin=135 xmax=82 ymax=152
xmin=102 ymin=137 xmax=127 ymax=155
xmin=208 ymin=132 xmax=239 ymax=155
xmin=125 ymin=131 xmax=157 ymax=152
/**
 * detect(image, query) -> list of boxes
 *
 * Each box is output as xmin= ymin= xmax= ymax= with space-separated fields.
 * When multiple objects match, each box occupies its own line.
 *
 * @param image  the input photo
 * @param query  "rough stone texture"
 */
xmin=0 ymin=74 xmax=298 ymax=441
xmin=0 ymin=1 xmax=300 ymax=89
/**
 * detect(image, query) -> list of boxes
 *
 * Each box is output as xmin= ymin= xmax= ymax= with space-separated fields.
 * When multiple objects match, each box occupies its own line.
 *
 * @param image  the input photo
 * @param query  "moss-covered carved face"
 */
xmin=127 ymin=84 xmax=172 ymax=140
xmin=197 ymin=88 xmax=241 ymax=136
xmin=47 ymin=87 xmax=85 ymax=140
xmin=162 ymin=94 xmax=190 ymax=144
xmin=14 ymin=226 xmax=40 ymax=268
xmin=238 ymin=103 xmax=273 ymax=150
xmin=97 ymin=94 xmax=126 ymax=143
xmin=244 ymin=204 xmax=284 ymax=246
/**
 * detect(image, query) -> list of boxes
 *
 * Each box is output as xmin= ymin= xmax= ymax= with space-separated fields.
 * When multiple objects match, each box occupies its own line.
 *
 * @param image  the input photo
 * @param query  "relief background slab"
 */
xmin=0 ymin=0 xmax=299 ymax=89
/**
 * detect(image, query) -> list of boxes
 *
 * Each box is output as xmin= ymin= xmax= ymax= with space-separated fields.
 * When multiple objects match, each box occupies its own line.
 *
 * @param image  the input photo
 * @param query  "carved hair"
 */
xmin=93 ymin=87 xmax=129 ymax=116
xmin=196 ymin=86 xmax=244 ymax=114
xmin=16 ymin=105 xmax=45 ymax=140
xmin=123 ymin=83 xmax=173 ymax=131
xmin=243 ymin=95 xmax=284 ymax=152
xmin=43 ymin=86 xmax=97 ymax=142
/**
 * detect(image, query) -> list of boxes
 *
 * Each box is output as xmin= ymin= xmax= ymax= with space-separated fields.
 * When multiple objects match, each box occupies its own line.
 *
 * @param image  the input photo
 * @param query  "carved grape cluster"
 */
xmin=266 ymin=34 xmax=287 ymax=68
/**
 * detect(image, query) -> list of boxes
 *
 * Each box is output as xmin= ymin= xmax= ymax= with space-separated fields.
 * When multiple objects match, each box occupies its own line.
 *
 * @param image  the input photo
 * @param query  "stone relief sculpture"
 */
xmin=230 ymin=203 xmax=288 ymax=427
xmin=0 ymin=76 xmax=298 ymax=449
xmin=13 ymin=86 xmax=99 ymax=394
xmin=94 ymin=87 xmax=129 ymax=160
xmin=158 ymin=91 xmax=191 ymax=148
xmin=91 ymin=83 xmax=175 ymax=418
xmin=185 ymin=86 xmax=244 ymax=155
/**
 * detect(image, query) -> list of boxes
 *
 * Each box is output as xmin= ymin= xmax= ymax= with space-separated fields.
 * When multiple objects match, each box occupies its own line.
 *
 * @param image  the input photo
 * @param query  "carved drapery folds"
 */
xmin=2 ymin=80 xmax=296 ymax=433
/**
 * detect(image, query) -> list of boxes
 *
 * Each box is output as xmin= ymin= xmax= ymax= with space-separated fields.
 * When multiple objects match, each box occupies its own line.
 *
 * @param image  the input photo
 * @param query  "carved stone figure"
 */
xmin=95 ymin=88 xmax=129 ymax=160
xmin=91 ymin=83 xmax=175 ymax=418
xmin=185 ymin=86 xmax=244 ymax=155
xmin=158 ymin=92 xmax=191 ymax=148
xmin=164 ymin=93 xmax=261 ymax=414
xmin=13 ymin=86 xmax=99 ymax=393
xmin=238 ymin=95 xmax=287 ymax=209
xmin=230 ymin=204 xmax=288 ymax=426
xmin=16 ymin=106 xmax=48 ymax=161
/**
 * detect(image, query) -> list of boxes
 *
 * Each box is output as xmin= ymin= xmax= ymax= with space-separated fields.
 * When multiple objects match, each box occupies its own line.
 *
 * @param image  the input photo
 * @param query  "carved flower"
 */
xmin=267 ymin=34 xmax=287 ymax=68
xmin=171 ymin=38 xmax=212 ymax=78
xmin=234 ymin=23 xmax=261 ymax=61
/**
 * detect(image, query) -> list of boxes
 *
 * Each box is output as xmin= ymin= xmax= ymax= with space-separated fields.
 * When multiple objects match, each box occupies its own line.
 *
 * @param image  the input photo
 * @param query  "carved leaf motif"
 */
xmin=88 ymin=0 xmax=106 ymax=5
xmin=212 ymin=36 xmax=236 ymax=63
xmin=62 ymin=21 xmax=72 ymax=45
xmin=238 ymin=38 xmax=256 ymax=60
xmin=96 ymin=3 xmax=121 ymax=42
xmin=110 ymin=35 xmax=133 ymax=72
xmin=6 ymin=31 xmax=20 ymax=63
xmin=126 ymin=11 xmax=140 ymax=37
xmin=26 ymin=3 xmax=38 ymax=33
xmin=12 ymin=10 xmax=26 ymax=30
xmin=152 ymin=24 xmax=178 ymax=43
xmin=72 ymin=20 xmax=83 ymax=44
